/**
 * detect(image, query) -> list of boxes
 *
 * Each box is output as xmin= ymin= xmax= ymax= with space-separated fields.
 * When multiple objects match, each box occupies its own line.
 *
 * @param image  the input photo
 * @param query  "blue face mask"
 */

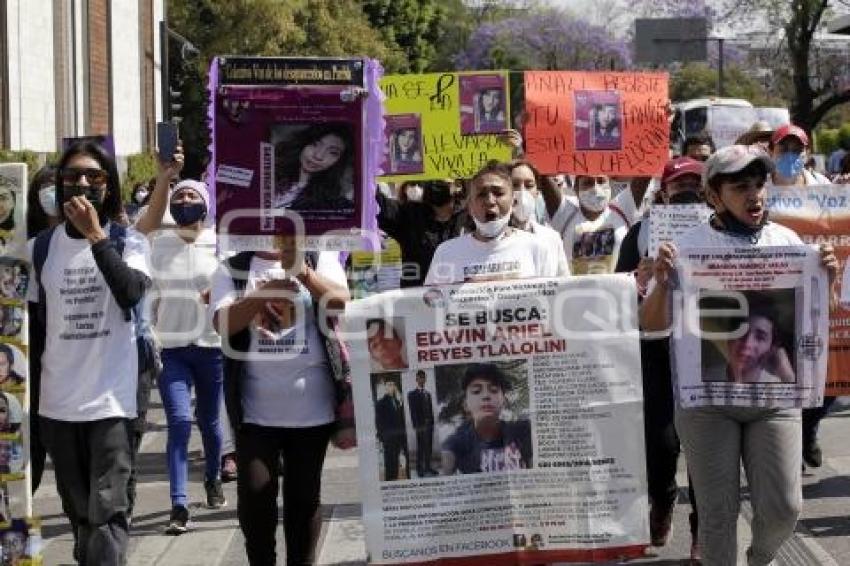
xmin=534 ymin=194 xmax=547 ymax=223
xmin=170 ymin=202 xmax=206 ymax=226
xmin=775 ymin=152 xmax=805 ymax=178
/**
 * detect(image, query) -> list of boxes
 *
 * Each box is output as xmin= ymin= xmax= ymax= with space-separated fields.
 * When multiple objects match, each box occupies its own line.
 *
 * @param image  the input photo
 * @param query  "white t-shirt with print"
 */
xmin=424 ymin=229 xmax=561 ymax=285
xmin=28 ymin=224 xmax=151 ymax=421
xmin=149 ymin=228 xmax=221 ymax=348
xmin=552 ymin=202 xmax=629 ymax=275
xmin=675 ymin=221 xmax=803 ymax=250
xmin=210 ymin=253 xmax=346 ymax=427
xmin=528 ymin=220 xmax=570 ymax=276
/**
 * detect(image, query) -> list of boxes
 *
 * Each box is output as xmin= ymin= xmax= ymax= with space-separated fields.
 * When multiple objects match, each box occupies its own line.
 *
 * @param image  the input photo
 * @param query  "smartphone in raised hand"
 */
xmin=157 ymin=122 xmax=179 ymax=162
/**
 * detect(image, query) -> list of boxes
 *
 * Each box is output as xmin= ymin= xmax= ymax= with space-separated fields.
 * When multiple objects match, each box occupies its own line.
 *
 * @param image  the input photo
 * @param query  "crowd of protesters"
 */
xmin=20 ymin=110 xmax=845 ymax=566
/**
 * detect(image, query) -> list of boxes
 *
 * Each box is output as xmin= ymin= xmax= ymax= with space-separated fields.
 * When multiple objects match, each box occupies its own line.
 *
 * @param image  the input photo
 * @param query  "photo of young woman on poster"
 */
xmin=0 ymin=345 xmax=23 ymax=390
xmin=273 ymin=123 xmax=355 ymax=216
xmin=475 ymin=87 xmax=506 ymax=132
xmin=0 ymin=176 xmax=17 ymax=232
xmin=439 ymin=363 xmax=532 ymax=475
xmin=392 ymin=127 xmax=422 ymax=165
xmin=0 ymin=393 xmax=22 ymax=434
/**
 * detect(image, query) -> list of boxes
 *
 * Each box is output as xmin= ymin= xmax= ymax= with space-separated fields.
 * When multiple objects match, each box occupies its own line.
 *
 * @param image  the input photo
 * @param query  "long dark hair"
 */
xmin=477 ymin=88 xmax=502 ymax=122
xmin=27 ymin=166 xmax=56 ymax=238
xmin=275 ymin=123 xmax=354 ymax=208
xmin=393 ymin=128 xmax=419 ymax=161
xmin=54 ymin=140 xmax=123 ymax=222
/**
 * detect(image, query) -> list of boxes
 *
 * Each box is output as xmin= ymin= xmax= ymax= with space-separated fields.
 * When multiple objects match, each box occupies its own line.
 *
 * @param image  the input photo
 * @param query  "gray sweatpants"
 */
xmin=675 ymin=406 xmax=802 ymax=566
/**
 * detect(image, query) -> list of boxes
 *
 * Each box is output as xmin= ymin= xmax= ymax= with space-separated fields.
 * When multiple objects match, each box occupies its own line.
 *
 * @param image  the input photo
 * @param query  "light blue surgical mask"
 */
xmin=535 ymin=194 xmax=547 ymax=223
xmin=775 ymin=152 xmax=805 ymax=178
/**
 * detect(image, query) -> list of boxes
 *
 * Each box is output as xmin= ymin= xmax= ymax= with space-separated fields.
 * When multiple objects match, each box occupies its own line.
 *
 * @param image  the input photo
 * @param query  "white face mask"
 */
xmin=38 ymin=185 xmax=58 ymax=217
xmin=578 ymin=182 xmax=611 ymax=213
xmin=512 ymin=190 xmax=537 ymax=224
xmin=134 ymin=189 xmax=149 ymax=204
xmin=473 ymin=212 xmax=511 ymax=239
xmin=405 ymin=184 xmax=423 ymax=202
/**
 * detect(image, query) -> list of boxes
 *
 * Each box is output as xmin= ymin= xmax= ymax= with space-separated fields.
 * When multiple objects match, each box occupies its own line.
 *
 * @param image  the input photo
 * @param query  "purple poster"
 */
xmin=212 ymin=57 xmax=382 ymax=251
xmin=459 ymin=74 xmax=507 ymax=135
xmin=383 ymin=114 xmax=423 ymax=175
xmin=574 ymin=90 xmax=623 ymax=151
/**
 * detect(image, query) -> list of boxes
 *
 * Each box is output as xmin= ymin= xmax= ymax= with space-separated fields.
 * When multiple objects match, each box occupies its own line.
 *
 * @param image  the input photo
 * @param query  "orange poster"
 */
xmin=523 ymin=71 xmax=670 ymax=176
xmin=768 ymin=184 xmax=850 ymax=396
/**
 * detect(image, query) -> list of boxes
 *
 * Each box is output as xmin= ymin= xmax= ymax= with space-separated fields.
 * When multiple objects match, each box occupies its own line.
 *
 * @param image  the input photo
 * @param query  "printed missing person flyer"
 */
xmin=344 ymin=275 xmax=649 ymax=564
xmin=672 ymin=245 xmax=828 ymax=409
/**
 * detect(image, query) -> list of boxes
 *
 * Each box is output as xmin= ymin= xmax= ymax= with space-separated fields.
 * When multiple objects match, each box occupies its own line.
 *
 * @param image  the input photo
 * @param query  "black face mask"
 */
xmin=423 ymin=185 xmax=453 ymax=207
xmin=714 ymin=209 xmax=769 ymax=239
xmin=668 ymin=191 xmax=702 ymax=205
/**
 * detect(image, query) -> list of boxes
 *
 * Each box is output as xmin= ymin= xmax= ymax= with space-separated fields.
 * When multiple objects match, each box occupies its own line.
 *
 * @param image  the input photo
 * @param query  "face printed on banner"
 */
xmin=300 ymin=133 xmax=346 ymax=174
xmin=0 ymin=351 xmax=12 ymax=382
xmin=397 ymin=129 xmax=416 ymax=153
xmin=0 ymin=396 xmax=9 ymax=429
xmin=367 ymin=320 xmax=407 ymax=370
xmin=597 ymin=105 xmax=617 ymax=131
xmin=383 ymin=380 xmax=397 ymax=397
xmin=464 ymin=378 xmax=506 ymax=424
xmin=0 ymin=187 xmax=14 ymax=225
xmin=711 ymin=174 xmax=767 ymax=226
xmin=728 ymin=315 xmax=775 ymax=380
xmin=469 ymin=173 xmax=513 ymax=237
xmin=0 ymin=441 xmax=10 ymax=467
xmin=481 ymin=89 xmax=501 ymax=114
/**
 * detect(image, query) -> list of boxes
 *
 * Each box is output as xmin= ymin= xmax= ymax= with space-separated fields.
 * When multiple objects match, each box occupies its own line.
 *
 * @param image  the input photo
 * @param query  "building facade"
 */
xmin=0 ymin=0 xmax=164 ymax=156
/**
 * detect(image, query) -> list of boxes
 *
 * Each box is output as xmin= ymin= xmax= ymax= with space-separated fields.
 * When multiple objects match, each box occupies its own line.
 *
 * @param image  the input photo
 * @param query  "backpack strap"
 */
xmin=33 ymin=226 xmax=59 ymax=326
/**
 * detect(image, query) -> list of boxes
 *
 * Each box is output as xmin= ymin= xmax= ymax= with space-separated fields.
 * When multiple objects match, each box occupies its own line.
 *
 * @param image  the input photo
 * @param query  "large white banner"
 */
xmin=344 ymin=275 xmax=649 ymax=564
xmin=673 ymin=245 xmax=828 ymax=409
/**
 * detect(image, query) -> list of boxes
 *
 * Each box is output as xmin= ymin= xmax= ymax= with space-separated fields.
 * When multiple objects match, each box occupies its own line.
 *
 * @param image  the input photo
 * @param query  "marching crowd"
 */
xmin=21 ymin=118 xmax=843 ymax=566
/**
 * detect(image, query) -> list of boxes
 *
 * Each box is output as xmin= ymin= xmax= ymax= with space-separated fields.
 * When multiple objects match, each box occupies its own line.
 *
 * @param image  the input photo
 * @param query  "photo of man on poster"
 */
xmin=374 ymin=374 xmax=409 ymax=481
xmin=407 ymin=371 xmax=438 ymax=478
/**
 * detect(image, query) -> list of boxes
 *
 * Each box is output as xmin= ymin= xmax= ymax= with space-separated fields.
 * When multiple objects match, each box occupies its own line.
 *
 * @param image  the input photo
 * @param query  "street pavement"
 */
xmin=34 ymin=395 xmax=850 ymax=565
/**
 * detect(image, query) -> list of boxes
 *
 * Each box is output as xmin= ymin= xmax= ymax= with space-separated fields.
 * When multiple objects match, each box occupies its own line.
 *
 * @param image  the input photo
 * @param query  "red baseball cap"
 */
xmin=661 ymin=157 xmax=704 ymax=185
xmin=771 ymin=124 xmax=809 ymax=147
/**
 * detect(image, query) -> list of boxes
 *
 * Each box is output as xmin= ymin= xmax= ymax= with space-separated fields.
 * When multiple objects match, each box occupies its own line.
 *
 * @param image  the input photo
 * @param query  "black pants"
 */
xmin=127 ymin=367 xmax=155 ymax=517
xmin=236 ymin=422 xmax=333 ymax=566
xmin=382 ymin=437 xmax=406 ymax=481
xmin=641 ymin=339 xmax=698 ymax=535
xmin=803 ymin=395 xmax=837 ymax=447
xmin=414 ymin=426 xmax=433 ymax=475
xmin=40 ymin=416 xmax=133 ymax=566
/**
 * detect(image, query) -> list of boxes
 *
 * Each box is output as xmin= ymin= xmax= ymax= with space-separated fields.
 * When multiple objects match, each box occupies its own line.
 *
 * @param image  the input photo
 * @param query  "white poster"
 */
xmin=344 ymin=275 xmax=649 ymax=564
xmin=673 ymin=245 xmax=828 ymax=409
xmin=648 ymin=204 xmax=713 ymax=258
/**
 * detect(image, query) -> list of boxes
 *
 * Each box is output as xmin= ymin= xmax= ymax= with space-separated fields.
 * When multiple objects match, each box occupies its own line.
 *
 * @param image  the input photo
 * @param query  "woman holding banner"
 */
xmin=640 ymin=144 xmax=838 ymax=566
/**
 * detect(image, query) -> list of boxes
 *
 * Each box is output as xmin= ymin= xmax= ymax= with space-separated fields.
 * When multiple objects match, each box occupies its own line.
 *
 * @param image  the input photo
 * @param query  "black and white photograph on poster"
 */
xmin=574 ymin=90 xmax=622 ymax=151
xmin=383 ymin=114 xmax=423 ymax=175
xmin=269 ymin=122 xmax=356 ymax=219
xmin=699 ymin=289 xmax=797 ymax=385
xmin=673 ymin=245 xmax=828 ymax=409
xmin=0 ymin=165 xmax=27 ymax=260
xmin=0 ymin=344 xmax=25 ymax=392
xmin=436 ymin=361 xmax=532 ymax=475
xmin=371 ymin=372 xmax=410 ymax=482
xmin=0 ymin=391 xmax=23 ymax=434
xmin=367 ymin=318 xmax=408 ymax=372
xmin=0 ymin=305 xmax=25 ymax=340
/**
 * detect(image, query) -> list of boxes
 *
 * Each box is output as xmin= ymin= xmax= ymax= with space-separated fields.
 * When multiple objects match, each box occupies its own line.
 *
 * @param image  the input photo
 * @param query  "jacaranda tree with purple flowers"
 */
xmin=453 ymin=8 xmax=632 ymax=72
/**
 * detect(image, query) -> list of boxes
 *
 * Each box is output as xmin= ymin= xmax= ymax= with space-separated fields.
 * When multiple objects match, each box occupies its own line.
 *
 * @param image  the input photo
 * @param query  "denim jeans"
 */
xmin=158 ymin=346 xmax=224 ymax=507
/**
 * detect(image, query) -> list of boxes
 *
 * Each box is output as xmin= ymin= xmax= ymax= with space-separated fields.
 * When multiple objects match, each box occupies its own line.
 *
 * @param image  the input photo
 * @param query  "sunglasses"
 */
xmin=60 ymin=167 xmax=109 ymax=186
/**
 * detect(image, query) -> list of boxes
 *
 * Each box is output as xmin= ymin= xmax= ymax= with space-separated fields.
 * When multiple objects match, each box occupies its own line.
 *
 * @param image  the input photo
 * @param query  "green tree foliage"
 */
xmin=359 ymin=0 xmax=446 ymax=72
xmin=670 ymin=63 xmax=786 ymax=106
xmin=168 ymin=0 xmax=407 ymax=176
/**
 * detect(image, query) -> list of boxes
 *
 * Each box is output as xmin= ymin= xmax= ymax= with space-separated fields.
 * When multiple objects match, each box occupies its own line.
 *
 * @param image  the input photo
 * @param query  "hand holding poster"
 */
xmin=648 ymin=204 xmax=712 ymax=258
xmin=345 ymin=275 xmax=649 ymax=564
xmin=211 ymin=57 xmax=383 ymax=252
xmin=380 ymin=72 xmax=513 ymax=182
xmin=672 ymin=245 xmax=828 ymax=409
xmin=523 ymin=72 xmax=669 ymax=176
xmin=767 ymin=183 xmax=850 ymax=395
